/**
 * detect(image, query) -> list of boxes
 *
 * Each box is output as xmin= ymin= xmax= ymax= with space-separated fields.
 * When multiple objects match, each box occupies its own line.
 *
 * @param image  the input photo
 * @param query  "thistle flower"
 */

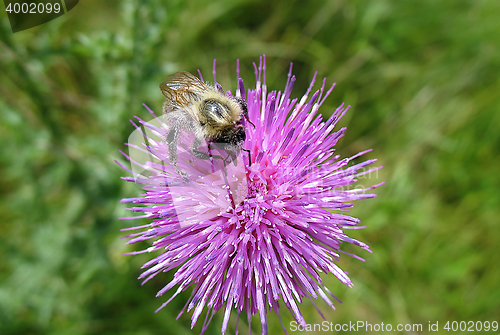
xmin=118 ymin=56 xmax=383 ymax=334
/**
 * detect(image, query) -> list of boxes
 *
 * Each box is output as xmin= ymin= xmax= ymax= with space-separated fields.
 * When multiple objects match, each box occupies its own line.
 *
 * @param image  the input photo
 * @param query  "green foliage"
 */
xmin=1 ymin=0 xmax=499 ymax=334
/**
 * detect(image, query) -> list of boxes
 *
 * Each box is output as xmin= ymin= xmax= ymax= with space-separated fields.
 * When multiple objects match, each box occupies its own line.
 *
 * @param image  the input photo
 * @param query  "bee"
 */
xmin=160 ymin=71 xmax=249 ymax=175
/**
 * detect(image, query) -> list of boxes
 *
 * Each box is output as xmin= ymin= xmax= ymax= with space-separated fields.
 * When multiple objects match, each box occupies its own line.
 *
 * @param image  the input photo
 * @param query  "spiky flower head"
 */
xmin=118 ymin=56 xmax=383 ymax=334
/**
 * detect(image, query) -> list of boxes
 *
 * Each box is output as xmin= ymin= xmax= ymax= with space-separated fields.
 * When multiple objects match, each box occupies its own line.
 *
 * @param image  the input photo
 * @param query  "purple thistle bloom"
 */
xmin=118 ymin=56 xmax=383 ymax=334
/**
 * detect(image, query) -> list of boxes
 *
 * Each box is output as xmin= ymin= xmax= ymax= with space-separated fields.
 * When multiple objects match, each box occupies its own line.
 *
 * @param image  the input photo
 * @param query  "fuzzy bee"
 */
xmin=159 ymin=71 xmax=249 ymax=175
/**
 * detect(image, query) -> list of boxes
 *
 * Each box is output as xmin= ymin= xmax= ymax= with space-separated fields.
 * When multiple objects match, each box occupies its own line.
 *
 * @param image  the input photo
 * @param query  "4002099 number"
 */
xmin=5 ymin=2 xmax=61 ymax=14
xmin=444 ymin=321 xmax=498 ymax=332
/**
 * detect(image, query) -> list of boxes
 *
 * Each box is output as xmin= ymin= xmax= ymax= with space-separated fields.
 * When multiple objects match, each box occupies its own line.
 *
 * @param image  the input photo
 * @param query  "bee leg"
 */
xmin=217 ymin=154 xmax=229 ymax=176
xmin=192 ymin=138 xmax=225 ymax=163
xmin=166 ymin=125 xmax=185 ymax=176
xmin=222 ymin=152 xmax=238 ymax=167
xmin=242 ymin=148 xmax=252 ymax=167
xmin=205 ymin=141 xmax=230 ymax=176
xmin=219 ymin=148 xmax=246 ymax=169
xmin=191 ymin=138 xmax=227 ymax=174
xmin=191 ymin=137 xmax=210 ymax=160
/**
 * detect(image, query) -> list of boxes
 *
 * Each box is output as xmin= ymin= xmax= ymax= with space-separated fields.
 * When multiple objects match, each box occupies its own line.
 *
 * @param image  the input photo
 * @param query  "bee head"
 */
xmin=217 ymin=123 xmax=245 ymax=145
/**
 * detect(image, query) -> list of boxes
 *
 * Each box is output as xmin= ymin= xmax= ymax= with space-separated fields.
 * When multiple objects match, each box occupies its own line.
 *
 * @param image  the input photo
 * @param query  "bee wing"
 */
xmin=160 ymin=72 xmax=209 ymax=112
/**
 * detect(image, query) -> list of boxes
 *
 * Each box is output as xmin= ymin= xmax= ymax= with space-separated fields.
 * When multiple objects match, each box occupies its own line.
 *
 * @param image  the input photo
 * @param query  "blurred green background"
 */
xmin=1 ymin=0 xmax=499 ymax=334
